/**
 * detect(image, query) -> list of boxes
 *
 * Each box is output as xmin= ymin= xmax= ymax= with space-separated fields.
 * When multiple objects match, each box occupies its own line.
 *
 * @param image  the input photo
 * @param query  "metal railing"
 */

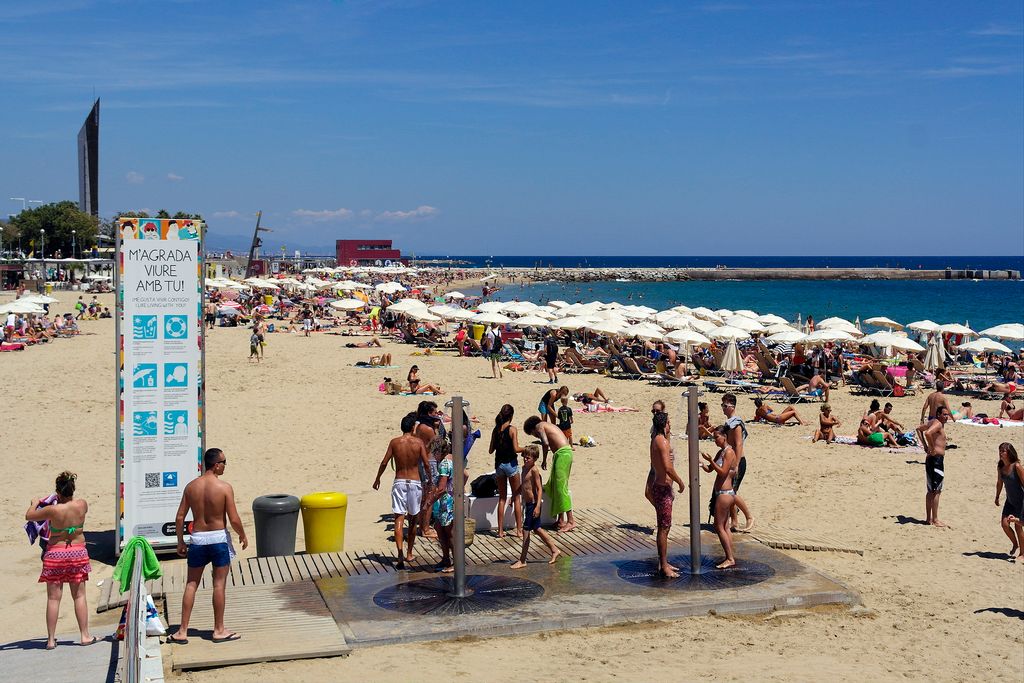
xmin=118 ymin=550 xmax=145 ymax=683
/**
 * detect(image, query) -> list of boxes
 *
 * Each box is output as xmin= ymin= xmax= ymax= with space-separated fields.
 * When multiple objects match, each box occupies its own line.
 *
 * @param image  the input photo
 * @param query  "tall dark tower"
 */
xmin=77 ymin=98 xmax=99 ymax=216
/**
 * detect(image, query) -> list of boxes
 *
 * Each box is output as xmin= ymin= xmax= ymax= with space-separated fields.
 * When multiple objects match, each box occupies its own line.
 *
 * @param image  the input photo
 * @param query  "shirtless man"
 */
xmin=796 ymin=372 xmax=830 ymax=402
xmin=539 ymin=386 xmax=570 ymax=426
xmin=373 ymin=413 xmax=432 ymax=568
xmin=523 ymin=416 xmax=575 ymax=531
xmin=753 ymin=398 xmax=804 ymax=426
xmin=168 ymin=448 xmax=248 ymax=644
xmin=920 ymin=381 xmax=953 ymax=423
xmin=204 ymin=300 xmax=217 ymax=330
xmin=858 ymin=417 xmax=899 ymax=448
xmin=917 ymin=406 xmax=952 ymax=527
xmin=650 ymin=411 xmax=685 ymax=577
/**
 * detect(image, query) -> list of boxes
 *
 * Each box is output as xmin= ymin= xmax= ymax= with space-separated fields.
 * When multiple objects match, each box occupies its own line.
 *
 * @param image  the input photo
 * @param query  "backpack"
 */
xmin=545 ymin=337 xmax=558 ymax=356
xmin=470 ymin=473 xmax=498 ymax=498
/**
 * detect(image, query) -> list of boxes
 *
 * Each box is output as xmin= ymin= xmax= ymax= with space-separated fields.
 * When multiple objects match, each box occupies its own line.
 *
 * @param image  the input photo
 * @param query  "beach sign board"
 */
xmin=115 ymin=218 xmax=205 ymax=551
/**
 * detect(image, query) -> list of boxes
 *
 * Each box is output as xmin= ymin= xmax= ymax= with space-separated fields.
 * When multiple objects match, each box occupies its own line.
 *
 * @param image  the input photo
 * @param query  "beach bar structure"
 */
xmin=336 ymin=239 xmax=407 ymax=267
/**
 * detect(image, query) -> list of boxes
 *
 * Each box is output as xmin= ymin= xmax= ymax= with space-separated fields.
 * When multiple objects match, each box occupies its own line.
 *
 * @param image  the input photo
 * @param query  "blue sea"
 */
xmin=428 ymin=256 xmax=1024 ymax=333
xmin=424 ymin=255 xmax=1024 ymax=271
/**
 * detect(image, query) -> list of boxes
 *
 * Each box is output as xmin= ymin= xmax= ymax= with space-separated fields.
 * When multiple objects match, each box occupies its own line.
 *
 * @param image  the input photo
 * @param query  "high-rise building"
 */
xmin=77 ymin=98 xmax=99 ymax=216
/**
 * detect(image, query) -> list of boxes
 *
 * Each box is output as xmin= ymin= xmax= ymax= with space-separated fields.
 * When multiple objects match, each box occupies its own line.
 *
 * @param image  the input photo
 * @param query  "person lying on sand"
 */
xmin=753 ymin=398 xmax=804 ymax=425
xmin=573 ymin=388 xmax=610 ymax=405
xmin=345 ymin=336 xmax=383 ymax=348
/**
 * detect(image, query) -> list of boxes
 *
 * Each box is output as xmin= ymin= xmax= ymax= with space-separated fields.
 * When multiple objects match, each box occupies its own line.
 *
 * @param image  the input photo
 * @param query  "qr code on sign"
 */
xmin=145 ymin=473 xmax=161 ymax=489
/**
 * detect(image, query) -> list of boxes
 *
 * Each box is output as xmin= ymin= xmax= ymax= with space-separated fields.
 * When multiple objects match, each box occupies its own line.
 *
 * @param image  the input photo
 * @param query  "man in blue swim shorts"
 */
xmin=167 ymin=448 xmax=249 ymax=645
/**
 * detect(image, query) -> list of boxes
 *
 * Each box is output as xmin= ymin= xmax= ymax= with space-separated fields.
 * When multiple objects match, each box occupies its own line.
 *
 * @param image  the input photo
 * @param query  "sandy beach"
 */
xmin=2 ymin=289 xmax=1022 ymax=682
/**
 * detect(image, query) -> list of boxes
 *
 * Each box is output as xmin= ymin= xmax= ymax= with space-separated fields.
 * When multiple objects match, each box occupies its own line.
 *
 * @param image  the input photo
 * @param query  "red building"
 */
xmin=336 ymin=239 xmax=406 ymax=267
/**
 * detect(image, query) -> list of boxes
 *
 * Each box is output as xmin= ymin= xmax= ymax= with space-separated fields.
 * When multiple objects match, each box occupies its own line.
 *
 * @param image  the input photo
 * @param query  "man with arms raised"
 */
xmin=374 ymin=413 xmax=432 ymax=568
xmin=167 ymin=448 xmax=248 ymax=644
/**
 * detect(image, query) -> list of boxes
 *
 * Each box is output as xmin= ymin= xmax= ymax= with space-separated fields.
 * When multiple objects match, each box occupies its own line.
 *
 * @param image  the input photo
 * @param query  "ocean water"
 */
xmin=484 ymin=278 xmax=1024 ymax=334
xmin=425 ymin=255 xmax=1024 ymax=271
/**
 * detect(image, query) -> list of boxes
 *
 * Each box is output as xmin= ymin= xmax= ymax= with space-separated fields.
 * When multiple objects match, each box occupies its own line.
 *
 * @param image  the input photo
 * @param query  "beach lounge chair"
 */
xmin=779 ymin=377 xmax=824 ymax=403
xmin=565 ymin=347 xmax=605 ymax=373
xmin=622 ymin=356 xmax=660 ymax=381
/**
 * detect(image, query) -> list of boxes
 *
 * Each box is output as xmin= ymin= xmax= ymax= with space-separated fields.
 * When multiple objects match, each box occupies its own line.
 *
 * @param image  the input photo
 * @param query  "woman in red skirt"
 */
xmin=25 ymin=471 xmax=97 ymax=650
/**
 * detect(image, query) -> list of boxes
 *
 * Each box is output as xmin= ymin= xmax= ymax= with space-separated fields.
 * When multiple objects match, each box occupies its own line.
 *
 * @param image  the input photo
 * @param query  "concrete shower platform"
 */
xmin=318 ymin=531 xmax=860 ymax=648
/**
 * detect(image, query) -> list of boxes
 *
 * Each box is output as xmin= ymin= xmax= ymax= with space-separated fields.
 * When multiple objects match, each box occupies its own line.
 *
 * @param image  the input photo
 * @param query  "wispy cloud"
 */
xmin=125 ymin=171 xmax=144 ymax=184
xmin=212 ymin=210 xmax=242 ymax=219
xmin=697 ymin=3 xmax=748 ymax=13
xmin=293 ymin=208 xmax=354 ymax=221
xmin=970 ymin=23 xmax=1023 ymax=37
xmin=166 ymin=173 xmax=184 ymax=182
xmin=375 ymin=205 xmax=439 ymax=222
xmin=917 ymin=63 xmax=1022 ymax=79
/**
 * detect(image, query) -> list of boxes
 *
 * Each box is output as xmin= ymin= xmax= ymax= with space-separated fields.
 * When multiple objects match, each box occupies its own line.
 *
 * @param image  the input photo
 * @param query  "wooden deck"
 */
xmin=97 ymin=508 xmax=864 ymax=612
xmin=164 ymin=580 xmax=350 ymax=671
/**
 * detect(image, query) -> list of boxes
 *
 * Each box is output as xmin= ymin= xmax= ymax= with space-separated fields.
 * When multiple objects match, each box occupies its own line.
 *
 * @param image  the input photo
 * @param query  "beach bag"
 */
xmin=464 ymin=517 xmax=476 ymax=547
xmin=470 ymin=473 xmax=498 ymax=498
xmin=387 ymin=381 xmax=403 ymax=395
xmin=893 ymin=384 xmax=905 ymax=397
xmin=145 ymin=595 xmax=166 ymax=636
xmin=896 ymin=432 xmax=917 ymax=447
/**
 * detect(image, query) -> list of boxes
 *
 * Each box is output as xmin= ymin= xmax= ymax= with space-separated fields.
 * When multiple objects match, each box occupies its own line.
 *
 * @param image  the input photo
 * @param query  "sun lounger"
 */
xmin=779 ymin=377 xmax=824 ymax=403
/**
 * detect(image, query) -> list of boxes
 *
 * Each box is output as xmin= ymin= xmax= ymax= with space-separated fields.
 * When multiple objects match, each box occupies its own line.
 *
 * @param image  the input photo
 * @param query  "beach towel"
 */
xmin=807 ymin=435 xmax=924 ymax=454
xmin=113 ymin=536 xmax=162 ymax=593
xmin=957 ymin=418 xmax=1024 ymax=428
xmin=586 ymin=405 xmax=638 ymax=413
xmin=545 ymin=446 xmax=574 ymax=515
xmin=24 ymin=493 xmax=58 ymax=546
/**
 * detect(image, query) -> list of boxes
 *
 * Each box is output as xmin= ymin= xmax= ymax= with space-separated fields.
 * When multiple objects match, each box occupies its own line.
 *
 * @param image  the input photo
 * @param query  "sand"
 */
xmin=1 ymin=290 xmax=1021 ymax=682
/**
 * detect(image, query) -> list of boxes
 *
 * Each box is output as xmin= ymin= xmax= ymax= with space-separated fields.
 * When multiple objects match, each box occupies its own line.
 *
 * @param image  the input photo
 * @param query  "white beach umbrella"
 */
xmin=725 ymin=316 xmax=767 ymax=333
xmin=958 ymin=338 xmax=1012 ymax=354
xmin=587 ymin=320 xmax=629 ymax=336
xmin=719 ymin=341 xmax=743 ymax=373
xmin=907 ymin=320 xmax=940 ymax=333
xmin=715 ymin=308 xmax=735 ymax=319
xmin=655 ymin=309 xmax=681 ymax=324
xmin=406 ymin=309 xmax=442 ymax=322
xmin=671 ymin=304 xmax=693 ymax=314
xmin=503 ymin=301 xmax=538 ymax=315
xmin=825 ymin=321 xmax=863 ymax=337
xmin=375 ymin=281 xmax=406 ymax=293
xmin=863 ymin=332 xmax=924 ymax=353
xmin=511 ymin=315 xmax=552 ymax=328
xmin=387 ymin=298 xmax=429 ymax=313
xmin=864 ymin=316 xmax=903 ymax=330
xmin=690 ymin=307 xmax=722 ymax=322
xmin=767 ymin=330 xmax=807 ymax=344
xmin=817 ymin=317 xmax=853 ymax=329
xmin=17 ymin=294 xmax=59 ymax=305
xmin=757 ymin=313 xmax=789 ymax=326
xmin=765 ymin=323 xmax=798 ymax=335
xmin=445 ymin=291 xmax=466 ymax=300
xmin=804 ymin=329 xmax=856 ymax=344
xmin=661 ymin=314 xmax=699 ymax=330
xmin=978 ymin=323 xmax=1024 ymax=341
xmin=548 ymin=300 xmax=570 ymax=309
xmin=329 ymin=298 xmax=367 ymax=311
xmin=444 ymin=309 xmax=477 ymax=321
xmin=471 ymin=311 xmax=512 ymax=325
xmin=0 ymin=300 xmax=45 ymax=314
xmin=664 ymin=329 xmax=711 ymax=347
xmin=923 ymin=335 xmax=946 ymax=371
xmin=477 ymin=301 xmax=507 ymax=313
xmin=429 ymin=304 xmax=459 ymax=316
xmin=548 ymin=316 xmax=591 ymax=331
xmin=686 ymin=318 xmax=720 ymax=334
xmin=733 ymin=309 xmax=759 ymax=320
xmin=707 ymin=326 xmax=750 ymax=342
xmin=939 ymin=323 xmax=976 ymax=337
xmin=334 ymin=280 xmax=369 ymax=291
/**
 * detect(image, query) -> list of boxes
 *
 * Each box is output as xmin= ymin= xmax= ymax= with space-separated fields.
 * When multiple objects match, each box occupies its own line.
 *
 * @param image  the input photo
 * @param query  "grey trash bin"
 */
xmin=252 ymin=494 xmax=300 ymax=557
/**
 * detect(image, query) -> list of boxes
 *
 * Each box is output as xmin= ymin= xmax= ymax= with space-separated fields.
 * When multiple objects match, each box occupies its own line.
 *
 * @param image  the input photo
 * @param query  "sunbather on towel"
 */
xmin=999 ymin=393 xmax=1024 ymax=421
xmin=753 ymin=398 xmax=804 ymax=426
xmin=857 ymin=418 xmax=900 ymax=447
xmin=573 ymin=388 xmax=610 ymax=406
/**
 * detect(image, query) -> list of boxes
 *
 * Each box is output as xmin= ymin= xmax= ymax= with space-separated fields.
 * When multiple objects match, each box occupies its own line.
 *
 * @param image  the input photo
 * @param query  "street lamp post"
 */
xmin=72 ymin=230 xmax=77 ymax=260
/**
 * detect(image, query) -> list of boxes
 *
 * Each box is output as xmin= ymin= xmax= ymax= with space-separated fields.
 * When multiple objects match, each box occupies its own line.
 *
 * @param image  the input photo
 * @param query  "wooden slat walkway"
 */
xmin=164 ymin=580 xmax=350 ymax=671
xmin=96 ymin=508 xmax=863 ymax=612
xmin=749 ymin=522 xmax=864 ymax=555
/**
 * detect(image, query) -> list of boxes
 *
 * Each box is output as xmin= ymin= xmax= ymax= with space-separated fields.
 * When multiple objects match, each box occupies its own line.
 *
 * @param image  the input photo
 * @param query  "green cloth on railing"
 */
xmin=113 ymin=536 xmax=163 ymax=593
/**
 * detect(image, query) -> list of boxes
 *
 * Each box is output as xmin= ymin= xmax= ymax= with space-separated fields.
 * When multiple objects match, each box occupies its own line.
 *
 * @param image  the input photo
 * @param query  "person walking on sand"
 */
xmin=373 ymin=414 xmax=432 ymax=569
xmin=650 ymin=411 xmax=685 ymax=577
xmin=486 ymin=323 xmax=503 ymax=379
xmin=720 ymin=394 xmax=754 ymax=532
xmin=25 ymin=471 xmax=97 ymax=650
xmin=995 ymin=442 xmax=1024 ymax=560
xmin=488 ymin=404 xmax=524 ymax=538
xmin=916 ymin=406 xmax=952 ymax=527
xmin=543 ymin=331 xmax=560 ymax=383
xmin=511 ymin=445 xmax=561 ymax=569
xmin=702 ymin=425 xmax=738 ymax=569
xmin=524 ymin=416 xmax=576 ymax=532
xmin=168 ymin=449 xmax=249 ymax=644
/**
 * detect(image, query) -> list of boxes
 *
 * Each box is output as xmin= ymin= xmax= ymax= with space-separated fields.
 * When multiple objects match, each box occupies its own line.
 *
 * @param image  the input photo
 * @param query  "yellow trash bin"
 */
xmin=470 ymin=323 xmax=484 ymax=341
xmin=300 ymin=492 xmax=347 ymax=553
xmin=44 ymin=283 xmax=53 ymax=295
xmin=263 ymin=294 xmax=274 ymax=306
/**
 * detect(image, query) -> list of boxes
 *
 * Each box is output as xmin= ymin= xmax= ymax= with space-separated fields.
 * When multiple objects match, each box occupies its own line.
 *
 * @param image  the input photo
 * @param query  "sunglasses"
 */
xmin=215 ymin=459 xmax=227 ymax=465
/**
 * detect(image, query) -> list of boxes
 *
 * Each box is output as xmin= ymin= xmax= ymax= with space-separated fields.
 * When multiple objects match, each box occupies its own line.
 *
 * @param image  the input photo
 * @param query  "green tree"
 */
xmin=7 ymin=201 xmax=99 ymax=258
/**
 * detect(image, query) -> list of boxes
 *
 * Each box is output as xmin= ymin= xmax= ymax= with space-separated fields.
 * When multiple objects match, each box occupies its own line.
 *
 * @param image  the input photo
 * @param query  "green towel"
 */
xmin=114 ymin=536 xmax=163 ymax=593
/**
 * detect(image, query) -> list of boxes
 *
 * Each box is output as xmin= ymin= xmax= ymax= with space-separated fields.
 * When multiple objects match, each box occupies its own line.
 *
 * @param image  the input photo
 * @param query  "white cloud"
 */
xmin=212 ymin=210 xmax=241 ymax=219
xmin=166 ymin=172 xmax=184 ymax=182
xmin=292 ymin=208 xmax=354 ymax=221
xmin=374 ymin=205 xmax=439 ymax=222
xmin=970 ymin=23 xmax=1023 ymax=37
xmin=125 ymin=171 xmax=145 ymax=184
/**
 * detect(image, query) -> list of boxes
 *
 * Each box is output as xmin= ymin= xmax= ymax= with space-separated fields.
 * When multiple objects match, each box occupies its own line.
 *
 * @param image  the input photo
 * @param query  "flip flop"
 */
xmin=212 ymin=633 xmax=241 ymax=643
xmin=80 ymin=636 xmax=100 ymax=647
xmin=165 ymin=634 xmax=189 ymax=645
xmin=45 ymin=643 xmax=57 ymax=651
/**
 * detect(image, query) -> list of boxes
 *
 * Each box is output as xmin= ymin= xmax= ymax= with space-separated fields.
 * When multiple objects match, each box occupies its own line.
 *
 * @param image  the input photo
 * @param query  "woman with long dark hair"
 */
xmin=488 ymin=404 xmax=524 ymax=538
xmin=995 ymin=442 xmax=1024 ymax=560
xmin=25 ymin=471 xmax=97 ymax=649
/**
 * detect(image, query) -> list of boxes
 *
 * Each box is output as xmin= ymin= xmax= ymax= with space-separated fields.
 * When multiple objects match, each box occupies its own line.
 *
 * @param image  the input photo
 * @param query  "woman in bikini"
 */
xmin=753 ymin=398 xmax=804 ymax=425
xmin=701 ymin=426 xmax=738 ymax=569
xmin=812 ymin=403 xmax=841 ymax=443
xmin=407 ymin=365 xmax=443 ymax=395
xmin=999 ymin=393 xmax=1024 ymax=421
xmin=24 ymin=471 xmax=98 ymax=650
xmin=697 ymin=401 xmax=715 ymax=439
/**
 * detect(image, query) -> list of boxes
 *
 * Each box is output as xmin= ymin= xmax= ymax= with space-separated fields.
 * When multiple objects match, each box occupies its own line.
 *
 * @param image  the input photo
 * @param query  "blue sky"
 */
xmin=1 ymin=1 xmax=1021 ymax=256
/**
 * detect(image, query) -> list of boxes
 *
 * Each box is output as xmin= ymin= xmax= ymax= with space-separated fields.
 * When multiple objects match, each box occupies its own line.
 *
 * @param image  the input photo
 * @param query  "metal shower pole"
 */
xmin=447 ymin=396 xmax=470 ymax=598
xmin=685 ymin=387 xmax=702 ymax=574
